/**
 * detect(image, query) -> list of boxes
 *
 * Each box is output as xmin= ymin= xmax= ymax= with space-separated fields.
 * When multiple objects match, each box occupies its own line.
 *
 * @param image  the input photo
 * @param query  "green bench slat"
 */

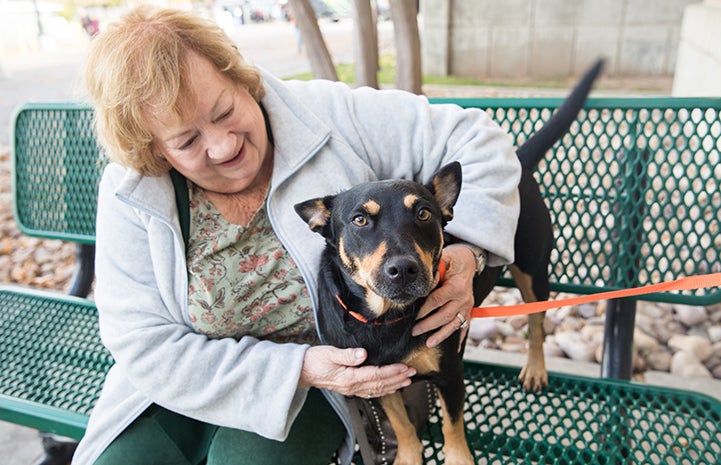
xmin=0 ymin=286 xmax=113 ymax=439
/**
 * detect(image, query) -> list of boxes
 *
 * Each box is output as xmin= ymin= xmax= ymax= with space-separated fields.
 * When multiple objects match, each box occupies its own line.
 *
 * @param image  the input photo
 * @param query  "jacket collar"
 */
xmin=259 ymin=70 xmax=331 ymax=187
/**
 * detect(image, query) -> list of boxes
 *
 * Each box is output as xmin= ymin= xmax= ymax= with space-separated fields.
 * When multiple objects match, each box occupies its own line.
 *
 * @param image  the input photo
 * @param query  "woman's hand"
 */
xmin=299 ymin=346 xmax=416 ymax=398
xmin=412 ymin=244 xmax=476 ymax=350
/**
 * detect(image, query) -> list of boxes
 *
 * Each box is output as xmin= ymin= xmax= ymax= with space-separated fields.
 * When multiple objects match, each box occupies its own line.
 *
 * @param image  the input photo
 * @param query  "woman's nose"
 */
xmin=205 ymin=130 xmax=236 ymax=161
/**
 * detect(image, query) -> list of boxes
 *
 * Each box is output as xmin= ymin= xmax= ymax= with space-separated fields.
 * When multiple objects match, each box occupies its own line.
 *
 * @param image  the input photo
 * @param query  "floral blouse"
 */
xmin=186 ymin=184 xmax=318 ymax=345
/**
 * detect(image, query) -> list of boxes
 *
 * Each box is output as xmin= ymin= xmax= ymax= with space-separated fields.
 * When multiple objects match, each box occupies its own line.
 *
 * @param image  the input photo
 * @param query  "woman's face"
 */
xmin=147 ymin=52 xmax=270 ymax=194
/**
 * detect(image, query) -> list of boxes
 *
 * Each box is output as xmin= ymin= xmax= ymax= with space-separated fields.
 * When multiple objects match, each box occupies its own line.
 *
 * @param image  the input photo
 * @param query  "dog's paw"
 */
xmin=392 ymin=436 xmax=424 ymax=465
xmin=519 ymin=365 xmax=549 ymax=392
xmin=442 ymin=440 xmax=474 ymax=465
xmin=391 ymin=452 xmax=423 ymax=465
xmin=443 ymin=452 xmax=475 ymax=465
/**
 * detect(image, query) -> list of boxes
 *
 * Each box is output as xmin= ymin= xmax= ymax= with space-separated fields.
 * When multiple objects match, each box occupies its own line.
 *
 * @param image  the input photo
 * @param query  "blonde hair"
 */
xmin=84 ymin=6 xmax=265 ymax=176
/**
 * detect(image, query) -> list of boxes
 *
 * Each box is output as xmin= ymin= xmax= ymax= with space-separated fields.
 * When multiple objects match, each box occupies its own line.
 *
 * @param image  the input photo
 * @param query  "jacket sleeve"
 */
xmin=94 ymin=165 xmax=309 ymax=440
xmin=309 ymin=83 xmax=522 ymax=266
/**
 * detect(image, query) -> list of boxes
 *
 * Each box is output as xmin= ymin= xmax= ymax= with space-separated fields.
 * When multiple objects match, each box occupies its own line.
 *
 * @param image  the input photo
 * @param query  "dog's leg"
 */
xmin=379 ymin=392 xmax=423 ymax=465
xmin=522 ymin=311 xmax=548 ymax=390
xmin=438 ymin=391 xmax=474 ymax=465
xmin=509 ymin=264 xmax=549 ymax=391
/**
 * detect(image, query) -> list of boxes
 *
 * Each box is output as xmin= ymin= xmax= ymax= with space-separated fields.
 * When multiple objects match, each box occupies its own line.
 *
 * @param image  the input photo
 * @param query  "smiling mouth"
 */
xmin=219 ymin=144 xmax=244 ymax=167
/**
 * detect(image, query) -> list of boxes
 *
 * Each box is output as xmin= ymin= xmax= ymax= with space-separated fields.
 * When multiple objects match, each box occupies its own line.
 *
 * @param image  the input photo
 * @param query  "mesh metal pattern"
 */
xmin=12 ymin=103 xmax=105 ymax=243
xmin=0 ymin=287 xmax=113 ymax=438
xmin=431 ymin=97 xmax=721 ymax=306
xmin=409 ymin=362 xmax=721 ymax=465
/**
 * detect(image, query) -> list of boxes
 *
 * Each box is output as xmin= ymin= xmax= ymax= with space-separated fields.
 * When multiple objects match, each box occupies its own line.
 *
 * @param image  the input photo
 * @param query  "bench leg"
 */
xmin=68 ymin=244 xmax=96 ymax=298
xmin=32 ymin=434 xmax=77 ymax=465
xmin=601 ymin=297 xmax=636 ymax=380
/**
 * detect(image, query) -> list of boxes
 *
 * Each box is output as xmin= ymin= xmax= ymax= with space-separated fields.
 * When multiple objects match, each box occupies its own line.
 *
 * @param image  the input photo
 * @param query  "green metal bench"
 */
xmin=3 ymin=100 xmax=720 ymax=464
xmin=432 ymin=97 xmax=721 ymax=381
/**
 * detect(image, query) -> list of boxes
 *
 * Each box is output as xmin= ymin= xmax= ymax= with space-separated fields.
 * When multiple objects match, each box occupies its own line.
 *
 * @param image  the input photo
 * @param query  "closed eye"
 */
xmin=178 ymin=134 xmax=199 ymax=150
xmin=215 ymin=106 xmax=234 ymax=123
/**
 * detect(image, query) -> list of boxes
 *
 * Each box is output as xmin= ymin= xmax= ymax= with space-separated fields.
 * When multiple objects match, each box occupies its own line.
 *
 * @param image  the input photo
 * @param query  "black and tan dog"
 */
xmin=295 ymin=59 xmax=604 ymax=464
xmin=295 ymin=162 xmax=472 ymax=464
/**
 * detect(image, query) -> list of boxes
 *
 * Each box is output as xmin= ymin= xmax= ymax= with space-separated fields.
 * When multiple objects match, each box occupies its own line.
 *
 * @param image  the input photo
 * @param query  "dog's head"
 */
xmin=294 ymin=162 xmax=462 ymax=318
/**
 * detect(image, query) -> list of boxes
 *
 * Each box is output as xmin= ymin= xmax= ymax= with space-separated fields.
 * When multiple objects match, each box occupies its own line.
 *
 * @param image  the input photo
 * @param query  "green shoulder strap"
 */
xmin=169 ymin=168 xmax=190 ymax=247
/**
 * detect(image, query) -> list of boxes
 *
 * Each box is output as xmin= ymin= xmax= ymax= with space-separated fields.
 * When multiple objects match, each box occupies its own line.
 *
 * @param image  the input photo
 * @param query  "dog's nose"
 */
xmin=384 ymin=256 xmax=419 ymax=283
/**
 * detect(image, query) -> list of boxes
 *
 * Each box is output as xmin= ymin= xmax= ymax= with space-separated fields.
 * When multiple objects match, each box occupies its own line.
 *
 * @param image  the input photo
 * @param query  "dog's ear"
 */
xmin=425 ymin=161 xmax=462 ymax=222
xmin=294 ymin=196 xmax=334 ymax=236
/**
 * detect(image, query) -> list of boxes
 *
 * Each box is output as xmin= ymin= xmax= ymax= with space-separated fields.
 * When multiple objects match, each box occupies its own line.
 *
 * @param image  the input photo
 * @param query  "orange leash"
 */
xmin=436 ymin=260 xmax=721 ymax=319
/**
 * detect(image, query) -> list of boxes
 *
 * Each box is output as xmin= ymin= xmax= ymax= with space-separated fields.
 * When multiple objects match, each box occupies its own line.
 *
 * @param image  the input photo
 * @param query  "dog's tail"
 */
xmin=517 ymin=58 xmax=604 ymax=171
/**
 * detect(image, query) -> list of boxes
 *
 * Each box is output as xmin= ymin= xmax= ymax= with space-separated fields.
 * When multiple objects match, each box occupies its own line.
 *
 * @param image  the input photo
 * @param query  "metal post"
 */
xmin=602 ymin=298 xmax=637 ymax=379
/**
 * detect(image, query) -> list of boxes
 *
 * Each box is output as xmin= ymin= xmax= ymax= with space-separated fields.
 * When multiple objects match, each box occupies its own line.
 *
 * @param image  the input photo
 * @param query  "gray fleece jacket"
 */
xmin=72 ymin=70 xmax=521 ymax=464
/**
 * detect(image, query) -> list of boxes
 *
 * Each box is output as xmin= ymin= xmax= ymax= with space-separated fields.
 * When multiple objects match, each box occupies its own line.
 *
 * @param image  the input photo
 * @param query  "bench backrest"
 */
xmin=432 ymin=97 xmax=721 ymax=306
xmin=12 ymin=103 xmax=102 ymax=244
xmin=13 ymin=99 xmax=721 ymax=305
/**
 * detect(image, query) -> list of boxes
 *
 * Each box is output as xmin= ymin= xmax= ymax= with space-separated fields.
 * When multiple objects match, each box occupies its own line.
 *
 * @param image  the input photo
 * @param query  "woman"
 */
xmin=74 ymin=6 xmax=520 ymax=465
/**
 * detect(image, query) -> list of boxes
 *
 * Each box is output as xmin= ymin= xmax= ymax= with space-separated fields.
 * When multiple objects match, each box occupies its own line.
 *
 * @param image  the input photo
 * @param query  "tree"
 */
xmin=390 ymin=0 xmax=422 ymax=94
xmin=287 ymin=0 xmax=338 ymax=80
xmin=290 ymin=0 xmax=423 ymax=94
xmin=352 ymin=0 xmax=379 ymax=88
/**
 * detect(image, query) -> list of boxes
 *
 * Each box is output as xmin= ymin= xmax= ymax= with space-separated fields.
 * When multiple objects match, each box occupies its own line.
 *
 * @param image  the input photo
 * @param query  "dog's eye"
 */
xmin=416 ymin=208 xmax=432 ymax=222
xmin=352 ymin=215 xmax=368 ymax=227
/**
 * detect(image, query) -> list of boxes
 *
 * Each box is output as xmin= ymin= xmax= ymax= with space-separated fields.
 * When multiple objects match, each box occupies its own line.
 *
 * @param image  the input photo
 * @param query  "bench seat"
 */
xmin=2 ymin=286 xmax=719 ymax=464
xmin=0 ymin=286 xmax=112 ymax=440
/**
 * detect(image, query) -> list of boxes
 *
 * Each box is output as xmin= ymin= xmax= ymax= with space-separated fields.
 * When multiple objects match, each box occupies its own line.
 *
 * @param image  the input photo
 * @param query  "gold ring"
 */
xmin=455 ymin=312 xmax=468 ymax=330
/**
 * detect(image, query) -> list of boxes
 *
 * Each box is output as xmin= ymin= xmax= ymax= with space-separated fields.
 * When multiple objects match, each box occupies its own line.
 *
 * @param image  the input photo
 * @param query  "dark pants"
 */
xmin=94 ymin=389 xmax=344 ymax=465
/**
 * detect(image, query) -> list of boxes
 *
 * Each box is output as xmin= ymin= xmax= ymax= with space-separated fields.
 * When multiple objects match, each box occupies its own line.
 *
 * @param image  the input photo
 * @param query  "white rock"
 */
xmin=633 ymin=328 xmax=660 ymax=353
xmin=637 ymin=301 xmax=666 ymax=319
xmin=712 ymin=364 xmax=721 ymax=379
xmin=711 ymin=342 xmax=721 ymax=357
xmin=577 ymin=303 xmax=597 ymax=319
xmin=653 ymin=324 xmax=672 ymax=344
xmin=546 ymin=306 xmax=573 ymax=325
xmin=542 ymin=317 xmax=557 ymax=335
xmin=668 ymin=334 xmax=713 ymax=361
xmin=468 ymin=318 xmax=498 ymax=341
xmin=633 ymin=350 xmax=646 ymax=373
xmin=558 ymin=316 xmax=583 ymax=332
xmin=497 ymin=289 xmax=523 ymax=306
xmin=709 ymin=307 xmax=721 ymax=324
xmin=707 ymin=325 xmax=721 ymax=344
xmin=555 ymin=331 xmax=596 ymax=362
xmin=666 ymin=321 xmax=686 ymax=337
xmin=580 ymin=325 xmax=605 ymax=347
xmin=507 ymin=315 xmax=528 ymax=330
xmin=645 ymin=348 xmax=672 ymax=372
xmin=670 ymin=351 xmax=712 ymax=378
xmin=674 ymin=305 xmax=708 ymax=327
xmin=634 ymin=313 xmax=655 ymax=338
xmin=495 ymin=321 xmax=516 ymax=337
xmin=543 ymin=337 xmax=565 ymax=358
